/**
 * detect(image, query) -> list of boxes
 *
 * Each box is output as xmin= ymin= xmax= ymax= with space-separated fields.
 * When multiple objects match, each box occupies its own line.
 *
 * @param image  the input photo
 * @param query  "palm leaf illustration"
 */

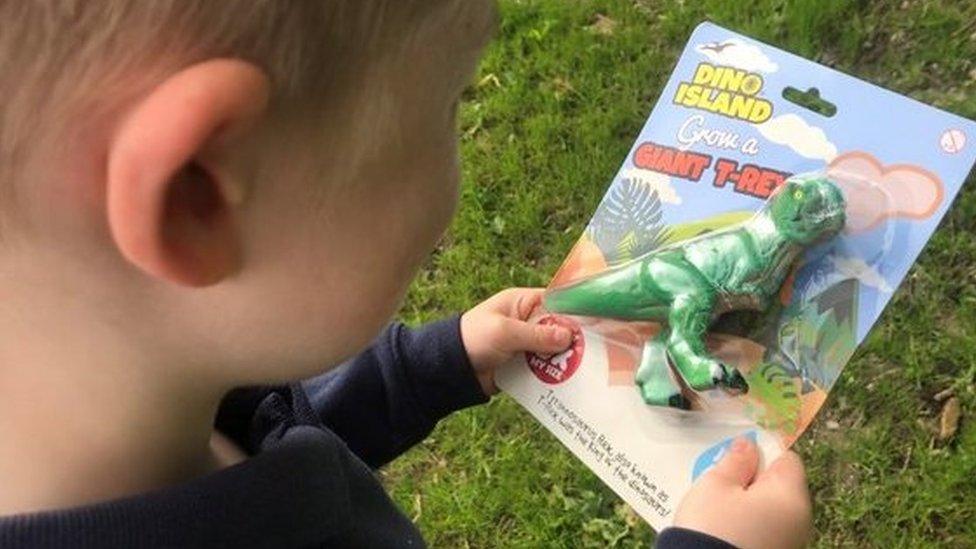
xmin=587 ymin=177 xmax=672 ymax=266
xmin=745 ymin=362 xmax=801 ymax=432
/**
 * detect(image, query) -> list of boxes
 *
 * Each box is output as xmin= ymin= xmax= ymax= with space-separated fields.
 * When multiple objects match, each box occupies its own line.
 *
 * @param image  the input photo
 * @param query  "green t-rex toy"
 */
xmin=544 ymin=176 xmax=846 ymax=409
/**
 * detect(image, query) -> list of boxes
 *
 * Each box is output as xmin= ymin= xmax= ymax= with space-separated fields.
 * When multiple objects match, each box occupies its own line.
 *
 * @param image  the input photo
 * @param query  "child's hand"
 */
xmin=672 ymin=437 xmax=812 ymax=549
xmin=461 ymin=288 xmax=573 ymax=396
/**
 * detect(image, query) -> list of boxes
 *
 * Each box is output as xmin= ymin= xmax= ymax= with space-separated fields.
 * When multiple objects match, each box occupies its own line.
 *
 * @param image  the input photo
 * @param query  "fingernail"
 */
xmin=550 ymin=327 xmax=572 ymax=346
xmin=730 ymin=436 xmax=751 ymax=453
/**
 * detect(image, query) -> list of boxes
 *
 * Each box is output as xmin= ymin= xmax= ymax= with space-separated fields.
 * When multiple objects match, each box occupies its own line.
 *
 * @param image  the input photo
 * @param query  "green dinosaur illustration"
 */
xmin=544 ymin=176 xmax=846 ymax=409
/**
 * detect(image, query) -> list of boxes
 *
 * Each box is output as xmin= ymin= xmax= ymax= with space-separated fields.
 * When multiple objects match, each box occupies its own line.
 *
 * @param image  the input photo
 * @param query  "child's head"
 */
xmin=0 ymin=1 xmax=495 ymax=387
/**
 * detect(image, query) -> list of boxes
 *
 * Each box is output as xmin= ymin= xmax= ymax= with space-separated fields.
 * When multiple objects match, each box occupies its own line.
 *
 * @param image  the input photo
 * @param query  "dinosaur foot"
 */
xmin=714 ymin=364 xmax=749 ymax=395
xmin=636 ymin=340 xmax=691 ymax=410
xmin=679 ymin=360 xmax=729 ymax=392
xmin=667 ymin=392 xmax=692 ymax=410
xmin=637 ymin=379 xmax=692 ymax=410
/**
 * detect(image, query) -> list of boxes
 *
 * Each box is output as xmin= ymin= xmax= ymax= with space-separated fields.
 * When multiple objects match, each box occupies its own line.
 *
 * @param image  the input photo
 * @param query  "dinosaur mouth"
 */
xmin=802 ymin=187 xmax=847 ymax=225
xmin=806 ymin=206 xmax=844 ymax=223
xmin=789 ymin=205 xmax=845 ymax=235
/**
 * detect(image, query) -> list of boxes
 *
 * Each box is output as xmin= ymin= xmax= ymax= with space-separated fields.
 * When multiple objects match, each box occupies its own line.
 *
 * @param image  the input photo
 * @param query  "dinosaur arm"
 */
xmin=682 ymin=229 xmax=761 ymax=291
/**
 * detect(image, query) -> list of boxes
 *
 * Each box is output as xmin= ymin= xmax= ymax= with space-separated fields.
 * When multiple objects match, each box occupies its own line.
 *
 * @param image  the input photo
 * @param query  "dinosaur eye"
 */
xmin=793 ymin=189 xmax=804 ymax=201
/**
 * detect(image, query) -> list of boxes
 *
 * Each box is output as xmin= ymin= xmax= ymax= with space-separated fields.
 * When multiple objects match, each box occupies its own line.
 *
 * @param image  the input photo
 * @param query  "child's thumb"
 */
xmin=505 ymin=318 xmax=572 ymax=354
xmin=758 ymin=450 xmax=808 ymax=492
xmin=705 ymin=436 xmax=760 ymax=488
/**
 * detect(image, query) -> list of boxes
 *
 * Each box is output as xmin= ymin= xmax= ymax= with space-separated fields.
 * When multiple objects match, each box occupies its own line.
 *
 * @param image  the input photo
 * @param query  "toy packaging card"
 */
xmin=496 ymin=22 xmax=976 ymax=531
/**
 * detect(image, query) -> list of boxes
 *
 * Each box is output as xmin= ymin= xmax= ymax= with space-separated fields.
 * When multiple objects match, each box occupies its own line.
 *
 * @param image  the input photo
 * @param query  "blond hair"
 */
xmin=0 ymin=1 xmax=488 ymax=200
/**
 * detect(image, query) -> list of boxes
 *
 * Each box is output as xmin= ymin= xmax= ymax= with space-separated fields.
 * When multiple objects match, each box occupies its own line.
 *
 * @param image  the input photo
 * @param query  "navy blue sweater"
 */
xmin=0 ymin=316 xmax=731 ymax=548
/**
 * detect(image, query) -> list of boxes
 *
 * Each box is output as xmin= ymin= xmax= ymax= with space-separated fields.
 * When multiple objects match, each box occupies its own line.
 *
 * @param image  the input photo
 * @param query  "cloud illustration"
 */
xmin=827 ymin=151 xmax=945 ymax=233
xmin=755 ymin=114 xmax=837 ymax=162
xmin=622 ymin=169 xmax=682 ymax=205
xmin=831 ymin=256 xmax=893 ymax=293
xmin=695 ymin=38 xmax=779 ymax=73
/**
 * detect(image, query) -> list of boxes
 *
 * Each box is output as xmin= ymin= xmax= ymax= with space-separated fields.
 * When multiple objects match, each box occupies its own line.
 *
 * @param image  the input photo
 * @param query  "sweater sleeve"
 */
xmin=655 ymin=528 xmax=738 ymax=549
xmin=299 ymin=315 xmax=490 ymax=468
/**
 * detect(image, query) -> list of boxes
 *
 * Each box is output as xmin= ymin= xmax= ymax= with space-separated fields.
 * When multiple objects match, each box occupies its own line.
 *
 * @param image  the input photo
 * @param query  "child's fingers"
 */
xmin=516 ymin=288 xmax=546 ymax=320
xmin=494 ymin=287 xmax=545 ymax=320
xmin=755 ymin=450 xmax=808 ymax=492
xmin=703 ymin=436 xmax=760 ymax=488
xmin=500 ymin=317 xmax=572 ymax=354
xmin=752 ymin=451 xmax=813 ymax=535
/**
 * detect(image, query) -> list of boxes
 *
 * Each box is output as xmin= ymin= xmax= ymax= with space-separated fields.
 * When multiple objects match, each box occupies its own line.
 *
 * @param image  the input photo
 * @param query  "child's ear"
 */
xmin=107 ymin=59 xmax=270 ymax=287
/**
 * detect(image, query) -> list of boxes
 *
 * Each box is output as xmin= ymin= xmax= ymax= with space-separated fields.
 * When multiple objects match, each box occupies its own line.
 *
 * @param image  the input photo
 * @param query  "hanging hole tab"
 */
xmin=782 ymin=86 xmax=837 ymax=117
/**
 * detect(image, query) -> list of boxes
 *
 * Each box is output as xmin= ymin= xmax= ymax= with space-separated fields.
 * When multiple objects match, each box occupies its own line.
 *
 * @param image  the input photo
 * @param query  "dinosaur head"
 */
xmin=768 ymin=176 xmax=846 ymax=245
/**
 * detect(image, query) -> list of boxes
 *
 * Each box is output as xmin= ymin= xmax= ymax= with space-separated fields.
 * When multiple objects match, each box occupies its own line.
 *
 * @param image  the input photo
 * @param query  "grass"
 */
xmin=385 ymin=0 xmax=976 ymax=546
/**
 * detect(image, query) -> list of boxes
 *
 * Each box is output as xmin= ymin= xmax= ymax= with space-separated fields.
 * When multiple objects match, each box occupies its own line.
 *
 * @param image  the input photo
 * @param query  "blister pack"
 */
xmin=497 ymin=22 xmax=976 ymax=529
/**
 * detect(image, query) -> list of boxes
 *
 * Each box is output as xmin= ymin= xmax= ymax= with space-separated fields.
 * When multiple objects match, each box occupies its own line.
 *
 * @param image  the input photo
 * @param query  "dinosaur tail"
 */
xmin=543 ymin=261 xmax=665 ymax=321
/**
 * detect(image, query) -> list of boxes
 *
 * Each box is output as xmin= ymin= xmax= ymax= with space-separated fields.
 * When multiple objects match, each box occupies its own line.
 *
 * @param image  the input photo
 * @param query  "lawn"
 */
xmin=385 ymin=0 xmax=976 ymax=546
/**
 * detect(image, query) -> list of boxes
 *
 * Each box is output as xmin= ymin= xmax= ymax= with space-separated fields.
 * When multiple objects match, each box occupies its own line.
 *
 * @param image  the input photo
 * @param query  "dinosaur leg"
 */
xmin=635 ymin=333 xmax=690 ymax=409
xmin=667 ymin=294 xmax=748 ymax=393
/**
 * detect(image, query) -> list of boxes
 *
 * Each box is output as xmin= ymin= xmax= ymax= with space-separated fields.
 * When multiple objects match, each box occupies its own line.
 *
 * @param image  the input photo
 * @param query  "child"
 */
xmin=0 ymin=1 xmax=810 ymax=547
